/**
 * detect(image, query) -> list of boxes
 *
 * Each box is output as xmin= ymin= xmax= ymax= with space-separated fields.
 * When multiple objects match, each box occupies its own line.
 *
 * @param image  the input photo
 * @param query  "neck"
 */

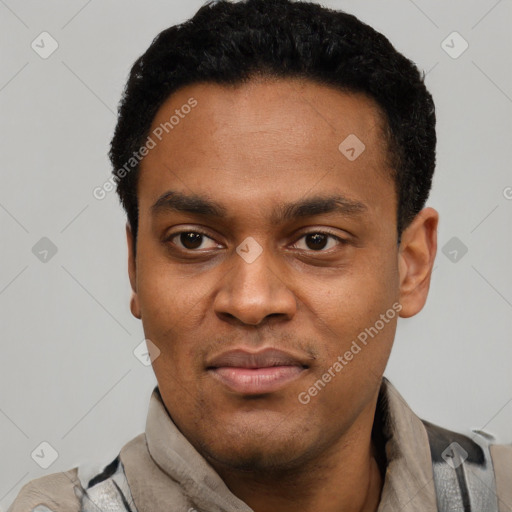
xmin=210 ymin=395 xmax=384 ymax=512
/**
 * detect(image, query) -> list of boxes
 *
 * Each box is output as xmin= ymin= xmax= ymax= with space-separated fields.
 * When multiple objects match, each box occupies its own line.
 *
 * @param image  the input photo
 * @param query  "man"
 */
xmin=8 ymin=0 xmax=511 ymax=511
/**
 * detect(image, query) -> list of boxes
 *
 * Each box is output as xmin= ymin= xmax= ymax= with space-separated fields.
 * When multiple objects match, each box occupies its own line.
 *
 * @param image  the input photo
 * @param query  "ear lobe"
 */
xmin=130 ymin=291 xmax=141 ymax=320
xmin=397 ymin=207 xmax=439 ymax=318
xmin=126 ymin=223 xmax=141 ymax=319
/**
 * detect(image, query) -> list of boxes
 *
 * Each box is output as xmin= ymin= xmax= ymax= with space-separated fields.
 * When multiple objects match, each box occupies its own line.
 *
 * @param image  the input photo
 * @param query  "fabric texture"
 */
xmin=6 ymin=377 xmax=512 ymax=512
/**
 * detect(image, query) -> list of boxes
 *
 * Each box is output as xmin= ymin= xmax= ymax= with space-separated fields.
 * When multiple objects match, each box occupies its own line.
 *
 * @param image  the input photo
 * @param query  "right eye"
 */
xmin=166 ymin=230 xmax=221 ymax=252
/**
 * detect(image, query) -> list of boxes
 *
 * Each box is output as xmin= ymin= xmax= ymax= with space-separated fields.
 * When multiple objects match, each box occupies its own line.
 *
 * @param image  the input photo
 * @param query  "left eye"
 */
xmin=292 ymin=232 xmax=345 ymax=252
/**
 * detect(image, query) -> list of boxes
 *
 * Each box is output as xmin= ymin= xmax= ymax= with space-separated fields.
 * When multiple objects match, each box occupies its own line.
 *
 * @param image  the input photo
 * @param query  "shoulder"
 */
xmin=490 ymin=441 xmax=512 ymax=467
xmin=490 ymin=442 xmax=512 ymax=510
xmin=422 ymin=419 xmax=512 ymax=471
xmin=6 ymin=468 xmax=82 ymax=512
xmin=421 ymin=419 xmax=512 ymax=511
xmin=79 ymin=455 xmax=136 ymax=512
xmin=7 ymin=455 xmax=136 ymax=512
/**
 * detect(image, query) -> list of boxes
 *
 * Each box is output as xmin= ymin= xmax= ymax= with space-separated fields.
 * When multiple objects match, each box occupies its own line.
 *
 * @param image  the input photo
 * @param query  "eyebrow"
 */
xmin=151 ymin=190 xmax=368 ymax=223
xmin=273 ymin=194 xmax=368 ymax=223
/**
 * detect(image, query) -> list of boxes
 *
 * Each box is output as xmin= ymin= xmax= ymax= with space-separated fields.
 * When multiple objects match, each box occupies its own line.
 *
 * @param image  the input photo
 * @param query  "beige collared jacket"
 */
xmin=7 ymin=378 xmax=512 ymax=512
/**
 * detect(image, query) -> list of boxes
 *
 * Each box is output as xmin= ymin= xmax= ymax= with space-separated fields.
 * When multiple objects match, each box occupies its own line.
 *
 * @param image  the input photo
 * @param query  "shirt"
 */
xmin=7 ymin=377 xmax=512 ymax=512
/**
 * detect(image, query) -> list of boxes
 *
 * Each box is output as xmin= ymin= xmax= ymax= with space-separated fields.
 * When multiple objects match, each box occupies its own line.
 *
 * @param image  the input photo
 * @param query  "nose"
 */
xmin=213 ymin=241 xmax=297 ymax=327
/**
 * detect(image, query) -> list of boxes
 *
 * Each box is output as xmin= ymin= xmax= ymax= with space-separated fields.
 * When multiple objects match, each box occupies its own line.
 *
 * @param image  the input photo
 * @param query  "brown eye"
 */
xmin=305 ymin=233 xmax=328 ymax=250
xmin=168 ymin=231 xmax=219 ymax=251
xmin=180 ymin=232 xmax=204 ymax=250
xmin=292 ymin=232 xmax=347 ymax=252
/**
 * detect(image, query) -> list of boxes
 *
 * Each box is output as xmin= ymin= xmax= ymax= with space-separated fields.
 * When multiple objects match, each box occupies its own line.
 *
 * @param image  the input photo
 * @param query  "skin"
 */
xmin=126 ymin=77 xmax=438 ymax=512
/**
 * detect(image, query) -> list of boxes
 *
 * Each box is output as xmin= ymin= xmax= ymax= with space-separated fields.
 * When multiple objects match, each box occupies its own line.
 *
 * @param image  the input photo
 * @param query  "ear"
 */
xmin=126 ymin=222 xmax=141 ymax=319
xmin=398 ymin=207 xmax=439 ymax=318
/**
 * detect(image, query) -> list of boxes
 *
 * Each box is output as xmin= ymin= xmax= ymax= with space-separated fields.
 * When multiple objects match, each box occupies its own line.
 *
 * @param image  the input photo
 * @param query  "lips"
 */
xmin=206 ymin=348 xmax=309 ymax=395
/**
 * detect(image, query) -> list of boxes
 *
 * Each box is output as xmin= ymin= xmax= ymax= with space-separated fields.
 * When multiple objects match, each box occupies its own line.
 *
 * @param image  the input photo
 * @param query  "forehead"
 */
xmin=137 ymin=78 xmax=396 ymax=228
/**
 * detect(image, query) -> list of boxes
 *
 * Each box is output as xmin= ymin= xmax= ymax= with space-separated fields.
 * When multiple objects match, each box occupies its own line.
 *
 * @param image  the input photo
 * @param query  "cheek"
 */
xmin=308 ymin=274 xmax=397 ymax=407
xmin=317 ymin=258 xmax=396 ymax=312
xmin=310 ymin=256 xmax=398 ymax=351
xmin=135 ymin=257 xmax=215 ymax=367
xmin=136 ymin=256 xmax=198 ymax=326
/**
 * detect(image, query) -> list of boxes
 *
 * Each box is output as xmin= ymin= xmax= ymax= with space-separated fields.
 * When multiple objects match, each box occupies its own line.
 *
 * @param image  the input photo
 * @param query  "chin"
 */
xmin=201 ymin=441 xmax=303 ymax=474
xmin=195 ymin=423 xmax=315 ymax=475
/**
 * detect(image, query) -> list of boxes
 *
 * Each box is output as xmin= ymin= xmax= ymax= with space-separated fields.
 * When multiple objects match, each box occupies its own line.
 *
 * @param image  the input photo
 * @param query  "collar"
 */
xmin=376 ymin=377 xmax=437 ymax=511
xmin=120 ymin=377 xmax=437 ymax=512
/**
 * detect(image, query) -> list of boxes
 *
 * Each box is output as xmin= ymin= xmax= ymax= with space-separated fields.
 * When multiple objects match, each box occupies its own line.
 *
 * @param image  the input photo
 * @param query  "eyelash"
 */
xmin=165 ymin=229 xmax=348 ymax=254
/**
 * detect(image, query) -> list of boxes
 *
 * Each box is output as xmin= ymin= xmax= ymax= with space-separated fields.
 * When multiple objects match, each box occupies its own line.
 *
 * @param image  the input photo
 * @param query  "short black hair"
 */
xmin=109 ymin=0 xmax=436 ymax=251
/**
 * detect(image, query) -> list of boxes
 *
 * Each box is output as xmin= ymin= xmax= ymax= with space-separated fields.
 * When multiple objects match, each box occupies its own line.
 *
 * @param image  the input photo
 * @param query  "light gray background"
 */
xmin=1 ymin=0 xmax=511 ymax=507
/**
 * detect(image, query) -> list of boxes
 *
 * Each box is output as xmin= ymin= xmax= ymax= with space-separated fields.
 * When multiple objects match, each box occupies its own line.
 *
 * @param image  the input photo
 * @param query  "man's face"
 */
xmin=130 ymin=79 xmax=402 ymax=472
